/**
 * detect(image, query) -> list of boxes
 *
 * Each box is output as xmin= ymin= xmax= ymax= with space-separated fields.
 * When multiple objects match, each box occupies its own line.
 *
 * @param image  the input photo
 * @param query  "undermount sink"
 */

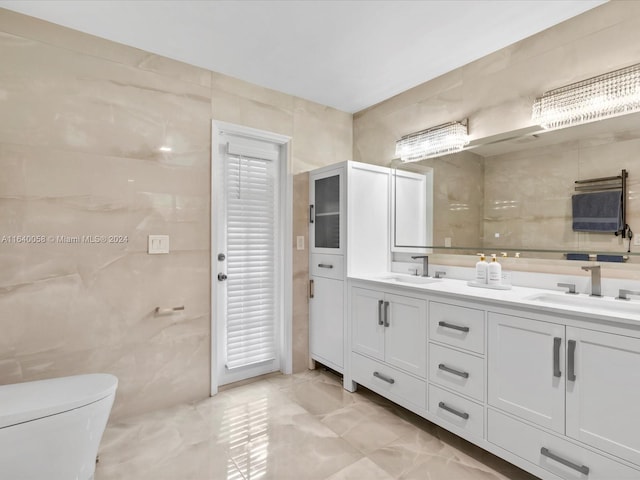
xmin=380 ymin=275 xmax=441 ymax=285
xmin=525 ymin=292 xmax=640 ymax=316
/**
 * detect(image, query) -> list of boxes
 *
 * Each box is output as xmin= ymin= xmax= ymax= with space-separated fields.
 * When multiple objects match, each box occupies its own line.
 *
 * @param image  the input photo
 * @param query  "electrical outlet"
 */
xmin=634 ymin=236 xmax=640 ymax=246
xmin=444 ymin=237 xmax=452 ymax=247
xmin=296 ymin=236 xmax=305 ymax=250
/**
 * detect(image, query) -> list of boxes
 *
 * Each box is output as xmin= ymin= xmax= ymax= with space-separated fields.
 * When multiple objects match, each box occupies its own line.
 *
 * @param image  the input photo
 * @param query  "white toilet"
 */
xmin=0 ymin=373 xmax=118 ymax=480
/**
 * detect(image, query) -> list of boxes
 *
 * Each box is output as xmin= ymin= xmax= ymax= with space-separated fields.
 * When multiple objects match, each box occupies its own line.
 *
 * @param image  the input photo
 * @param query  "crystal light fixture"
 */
xmin=532 ymin=63 xmax=640 ymax=130
xmin=395 ymin=121 xmax=469 ymax=162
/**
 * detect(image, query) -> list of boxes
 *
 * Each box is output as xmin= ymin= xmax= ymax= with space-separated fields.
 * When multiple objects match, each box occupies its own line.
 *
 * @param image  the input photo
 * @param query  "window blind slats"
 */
xmin=225 ymin=151 xmax=279 ymax=370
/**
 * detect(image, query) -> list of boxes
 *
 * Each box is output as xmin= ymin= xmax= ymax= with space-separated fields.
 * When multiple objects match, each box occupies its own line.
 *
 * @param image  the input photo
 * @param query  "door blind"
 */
xmin=225 ymin=146 xmax=279 ymax=370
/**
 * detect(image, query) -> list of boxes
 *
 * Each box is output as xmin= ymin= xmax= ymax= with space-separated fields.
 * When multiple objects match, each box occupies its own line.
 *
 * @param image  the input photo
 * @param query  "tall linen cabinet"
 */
xmin=309 ymin=161 xmax=390 ymax=380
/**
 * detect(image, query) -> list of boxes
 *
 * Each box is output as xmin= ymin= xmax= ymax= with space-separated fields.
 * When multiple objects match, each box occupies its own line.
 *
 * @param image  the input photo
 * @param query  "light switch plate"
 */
xmin=296 ymin=236 xmax=305 ymax=250
xmin=148 ymin=235 xmax=170 ymax=254
xmin=444 ymin=237 xmax=452 ymax=247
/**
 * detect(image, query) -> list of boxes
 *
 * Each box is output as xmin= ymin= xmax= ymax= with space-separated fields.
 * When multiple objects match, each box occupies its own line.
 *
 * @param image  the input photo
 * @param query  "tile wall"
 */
xmin=0 ymin=8 xmax=351 ymax=419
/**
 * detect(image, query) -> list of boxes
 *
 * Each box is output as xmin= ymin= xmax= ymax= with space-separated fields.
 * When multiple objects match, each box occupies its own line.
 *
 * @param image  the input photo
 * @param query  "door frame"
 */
xmin=211 ymin=120 xmax=292 ymax=395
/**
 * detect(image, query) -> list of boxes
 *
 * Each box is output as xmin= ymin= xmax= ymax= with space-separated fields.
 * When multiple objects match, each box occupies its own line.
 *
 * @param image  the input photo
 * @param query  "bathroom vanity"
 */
xmin=347 ymin=276 xmax=640 ymax=480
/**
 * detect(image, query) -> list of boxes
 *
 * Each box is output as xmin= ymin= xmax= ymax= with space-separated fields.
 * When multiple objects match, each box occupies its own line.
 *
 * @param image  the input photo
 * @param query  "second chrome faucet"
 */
xmin=581 ymin=265 xmax=602 ymax=297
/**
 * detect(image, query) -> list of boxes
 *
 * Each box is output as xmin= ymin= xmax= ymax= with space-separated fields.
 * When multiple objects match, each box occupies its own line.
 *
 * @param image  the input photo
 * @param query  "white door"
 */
xmin=309 ymin=276 xmax=344 ymax=370
xmin=566 ymin=327 xmax=640 ymax=465
xmin=212 ymin=123 xmax=290 ymax=389
xmin=351 ymin=287 xmax=385 ymax=361
xmin=384 ymin=293 xmax=427 ymax=378
xmin=487 ymin=312 xmax=565 ymax=433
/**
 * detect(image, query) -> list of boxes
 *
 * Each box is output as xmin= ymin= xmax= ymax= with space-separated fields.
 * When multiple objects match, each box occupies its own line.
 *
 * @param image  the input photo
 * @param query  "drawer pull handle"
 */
xmin=568 ymin=340 xmax=577 ymax=382
xmin=318 ymin=263 xmax=333 ymax=269
xmin=373 ymin=371 xmax=395 ymax=384
xmin=553 ymin=337 xmax=562 ymax=378
xmin=540 ymin=447 xmax=589 ymax=475
xmin=377 ymin=300 xmax=384 ymax=326
xmin=438 ymin=401 xmax=469 ymax=420
xmin=383 ymin=301 xmax=390 ymax=327
xmin=438 ymin=363 xmax=469 ymax=379
xmin=438 ymin=321 xmax=469 ymax=333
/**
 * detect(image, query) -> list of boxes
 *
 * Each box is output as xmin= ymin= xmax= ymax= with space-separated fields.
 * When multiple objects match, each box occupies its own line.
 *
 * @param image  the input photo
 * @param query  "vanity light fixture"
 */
xmin=395 ymin=120 xmax=469 ymax=162
xmin=532 ymin=63 xmax=640 ymax=130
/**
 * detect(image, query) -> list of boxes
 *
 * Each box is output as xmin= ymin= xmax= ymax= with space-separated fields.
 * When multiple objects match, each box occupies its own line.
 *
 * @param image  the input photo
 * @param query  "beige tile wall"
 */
xmin=353 ymin=1 xmax=640 ymax=272
xmin=0 ymin=9 xmax=351 ymax=419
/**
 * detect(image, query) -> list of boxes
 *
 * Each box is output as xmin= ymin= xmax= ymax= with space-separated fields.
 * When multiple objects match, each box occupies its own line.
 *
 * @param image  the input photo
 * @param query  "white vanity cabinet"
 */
xmin=347 ymin=279 xmax=640 ymax=480
xmin=309 ymin=162 xmax=391 ymax=374
xmin=487 ymin=310 xmax=640 ymax=479
xmin=565 ymin=327 xmax=640 ymax=467
xmin=487 ymin=312 xmax=566 ymax=433
xmin=351 ymin=286 xmax=427 ymax=378
xmin=350 ymin=285 xmax=427 ymax=411
xmin=428 ymin=300 xmax=486 ymax=438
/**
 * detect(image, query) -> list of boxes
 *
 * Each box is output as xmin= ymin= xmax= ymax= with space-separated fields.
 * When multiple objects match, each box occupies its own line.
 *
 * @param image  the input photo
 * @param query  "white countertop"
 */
xmin=349 ymin=273 xmax=640 ymax=327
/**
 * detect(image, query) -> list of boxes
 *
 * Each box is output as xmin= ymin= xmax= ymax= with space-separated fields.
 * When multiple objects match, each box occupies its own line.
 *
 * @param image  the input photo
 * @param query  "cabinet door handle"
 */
xmin=318 ymin=263 xmax=333 ymax=269
xmin=377 ymin=300 xmax=384 ymax=326
xmin=568 ymin=340 xmax=577 ymax=381
xmin=373 ymin=371 xmax=395 ymax=384
xmin=553 ymin=337 xmax=562 ymax=378
xmin=438 ymin=321 xmax=469 ymax=333
xmin=540 ymin=447 xmax=589 ymax=475
xmin=383 ymin=301 xmax=390 ymax=327
xmin=438 ymin=363 xmax=469 ymax=379
xmin=438 ymin=401 xmax=469 ymax=420
xmin=309 ymin=279 xmax=314 ymax=299
xmin=309 ymin=205 xmax=314 ymax=224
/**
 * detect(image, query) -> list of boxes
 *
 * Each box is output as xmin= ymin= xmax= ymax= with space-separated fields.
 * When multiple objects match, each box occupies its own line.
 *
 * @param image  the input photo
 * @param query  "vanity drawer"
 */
xmin=352 ymin=352 xmax=426 ymax=411
xmin=311 ymin=254 xmax=344 ymax=280
xmin=429 ymin=343 xmax=484 ymax=402
xmin=429 ymin=301 xmax=485 ymax=354
xmin=488 ymin=409 xmax=640 ymax=480
xmin=429 ymin=384 xmax=484 ymax=439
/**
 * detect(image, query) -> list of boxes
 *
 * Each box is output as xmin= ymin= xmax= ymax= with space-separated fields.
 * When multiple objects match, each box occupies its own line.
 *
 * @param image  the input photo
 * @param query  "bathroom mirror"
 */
xmin=392 ymin=111 xmax=640 ymax=260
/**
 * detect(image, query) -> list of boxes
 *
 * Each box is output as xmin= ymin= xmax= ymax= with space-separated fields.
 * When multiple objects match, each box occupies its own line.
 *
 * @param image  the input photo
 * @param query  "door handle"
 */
xmin=553 ymin=337 xmax=561 ymax=378
xmin=438 ymin=321 xmax=469 ymax=332
xmin=377 ymin=300 xmax=384 ymax=325
xmin=540 ymin=447 xmax=589 ymax=475
xmin=438 ymin=363 xmax=469 ymax=379
xmin=568 ymin=340 xmax=577 ymax=381
xmin=373 ymin=371 xmax=395 ymax=384
xmin=309 ymin=205 xmax=314 ymax=224
xmin=383 ymin=301 xmax=390 ymax=327
xmin=438 ymin=401 xmax=469 ymax=420
xmin=217 ymin=273 xmax=227 ymax=281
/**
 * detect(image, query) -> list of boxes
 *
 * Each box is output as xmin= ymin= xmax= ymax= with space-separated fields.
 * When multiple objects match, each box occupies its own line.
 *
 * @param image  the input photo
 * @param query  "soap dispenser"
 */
xmin=487 ymin=254 xmax=502 ymax=285
xmin=475 ymin=253 xmax=488 ymax=284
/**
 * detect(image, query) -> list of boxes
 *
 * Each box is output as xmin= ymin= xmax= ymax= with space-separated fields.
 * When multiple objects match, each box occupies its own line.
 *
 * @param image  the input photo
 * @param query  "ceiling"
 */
xmin=0 ymin=0 xmax=606 ymax=113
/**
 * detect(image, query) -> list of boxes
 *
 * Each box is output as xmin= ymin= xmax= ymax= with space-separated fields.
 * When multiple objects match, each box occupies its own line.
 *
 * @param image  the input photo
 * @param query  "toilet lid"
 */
xmin=0 ymin=373 xmax=118 ymax=429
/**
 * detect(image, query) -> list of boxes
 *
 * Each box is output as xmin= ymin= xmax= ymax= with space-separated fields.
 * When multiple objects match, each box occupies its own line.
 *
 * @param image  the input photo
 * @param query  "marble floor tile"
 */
xmin=325 ymin=457 xmax=395 ymax=480
xmin=95 ymin=369 xmax=537 ymax=480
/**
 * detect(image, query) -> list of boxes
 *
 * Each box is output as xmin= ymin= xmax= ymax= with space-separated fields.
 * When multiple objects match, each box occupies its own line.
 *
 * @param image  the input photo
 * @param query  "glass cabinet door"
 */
xmin=313 ymin=173 xmax=341 ymax=250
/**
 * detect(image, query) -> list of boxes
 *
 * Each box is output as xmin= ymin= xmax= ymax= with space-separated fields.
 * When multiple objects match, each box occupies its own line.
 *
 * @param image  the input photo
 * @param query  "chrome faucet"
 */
xmin=411 ymin=255 xmax=429 ymax=277
xmin=581 ymin=265 xmax=602 ymax=297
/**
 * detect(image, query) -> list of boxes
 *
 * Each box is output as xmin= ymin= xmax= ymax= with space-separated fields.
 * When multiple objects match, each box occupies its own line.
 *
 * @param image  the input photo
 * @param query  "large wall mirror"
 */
xmin=393 ymin=111 xmax=640 ymax=261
